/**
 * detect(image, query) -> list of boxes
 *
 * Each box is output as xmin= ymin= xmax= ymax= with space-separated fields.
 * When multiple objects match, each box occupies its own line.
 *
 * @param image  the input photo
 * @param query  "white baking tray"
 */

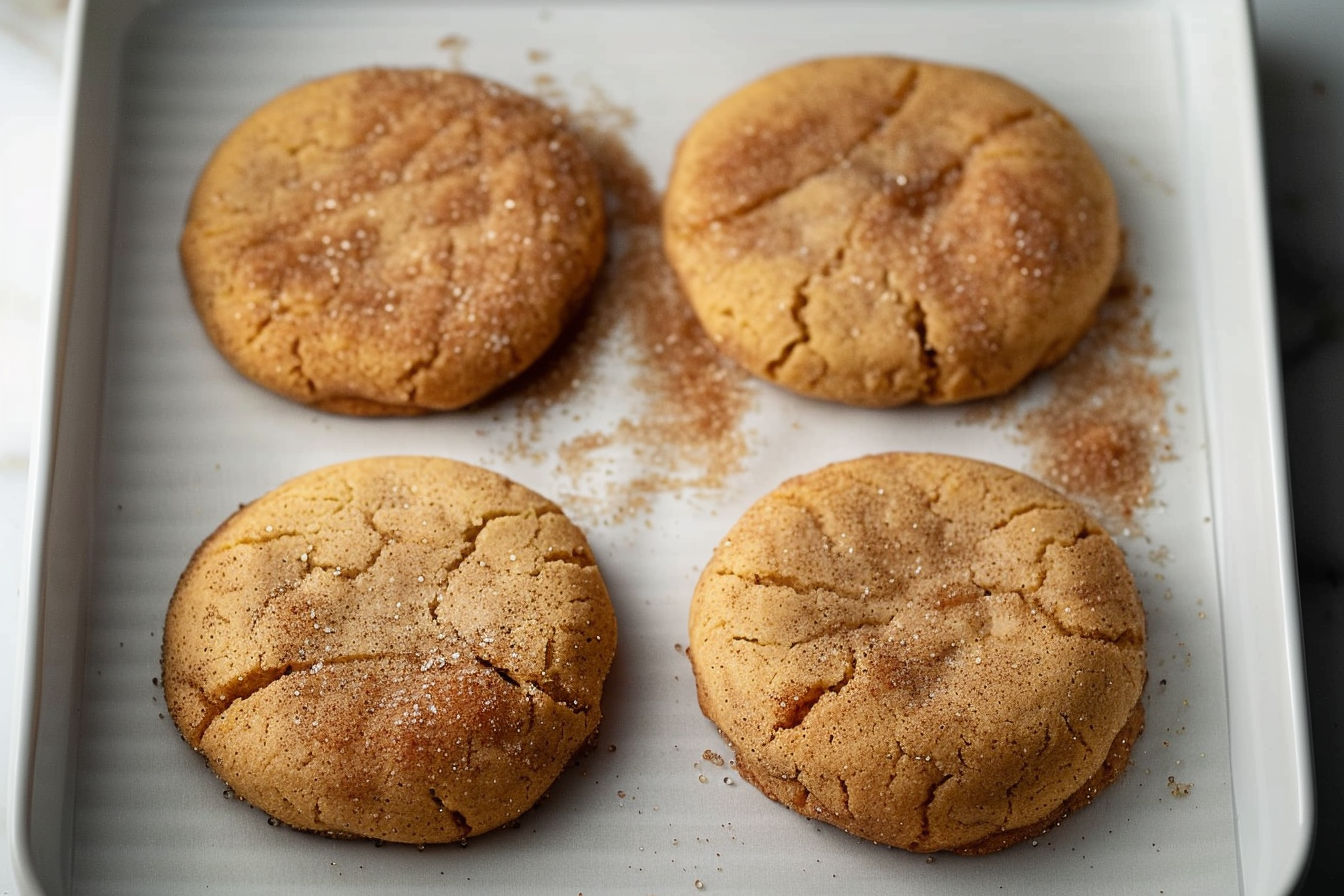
xmin=10 ymin=0 xmax=1311 ymax=893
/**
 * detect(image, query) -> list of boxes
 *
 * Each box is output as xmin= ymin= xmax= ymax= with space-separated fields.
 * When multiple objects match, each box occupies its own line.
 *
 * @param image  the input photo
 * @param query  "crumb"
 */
xmin=437 ymin=34 xmax=468 ymax=69
xmin=1166 ymin=776 xmax=1192 ymax=797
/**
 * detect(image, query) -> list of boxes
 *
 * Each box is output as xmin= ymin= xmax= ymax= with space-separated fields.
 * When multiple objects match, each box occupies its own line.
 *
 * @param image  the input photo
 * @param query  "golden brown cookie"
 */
xmin=162 ymin=456 xmax=617 ymax=843
xmin=181 ymin=68 xmax=605 ymax=415
xmin=663 ymin=57 xmax=1121 ymax=406
xmin=687 ymin=452 xmax=1145 ymax=853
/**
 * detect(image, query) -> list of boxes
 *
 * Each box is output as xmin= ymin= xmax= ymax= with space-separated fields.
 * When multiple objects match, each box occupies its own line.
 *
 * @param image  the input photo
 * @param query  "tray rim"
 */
xmin=1176 ymin=0 xmax=1314 ymax=891
xmin=8 ymin=0 xmax=98 ymax=892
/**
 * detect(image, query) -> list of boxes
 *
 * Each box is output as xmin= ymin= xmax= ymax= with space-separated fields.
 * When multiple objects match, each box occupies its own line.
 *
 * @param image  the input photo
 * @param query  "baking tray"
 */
xmin=10 ymin=0 xmax=1311 ymax=893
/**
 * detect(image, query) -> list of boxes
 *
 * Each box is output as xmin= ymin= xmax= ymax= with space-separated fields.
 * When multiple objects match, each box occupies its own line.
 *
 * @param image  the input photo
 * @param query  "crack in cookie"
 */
xmin=181 ymin=68 xmax=605 ymax=414
xmin=664 ymin=56 xmax=1120 ymax=406
xmin=163 ymin=456 xmax=616 ymax=844
xmin=689 ymin=65 xmax=922 ymax=229
xmin=689 ymin=452 xmax=1145 ymax=854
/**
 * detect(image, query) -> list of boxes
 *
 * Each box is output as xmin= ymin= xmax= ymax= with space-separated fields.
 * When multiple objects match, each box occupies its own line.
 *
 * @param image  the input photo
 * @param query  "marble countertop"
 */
xmin=0 ymin=1 xmax=1338 ymax=893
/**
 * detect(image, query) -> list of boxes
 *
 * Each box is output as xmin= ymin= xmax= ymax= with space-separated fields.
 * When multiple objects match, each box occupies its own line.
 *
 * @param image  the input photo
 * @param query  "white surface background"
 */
xmin=0 ymin=1 xmax=1339 ymax=894
xmin=1 ymin=2 xmax=64 ymax=893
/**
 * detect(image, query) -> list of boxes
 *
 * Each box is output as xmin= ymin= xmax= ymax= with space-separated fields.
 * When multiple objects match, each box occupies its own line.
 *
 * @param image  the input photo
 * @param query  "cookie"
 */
xmin=162 ymin=456 xmax=617 ymax=843
xmin=687 ymin=452 xmax=1145 ymax=853
xmin=180 ymin=68 xmax=605 ymax=415
xmin=663 ymin=56 xmax=1121 ymax=406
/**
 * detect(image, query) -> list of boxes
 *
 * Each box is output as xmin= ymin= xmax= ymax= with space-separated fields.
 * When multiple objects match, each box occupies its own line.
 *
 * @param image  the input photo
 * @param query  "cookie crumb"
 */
xmin=437 ymin=34 xmax=468 ymax=68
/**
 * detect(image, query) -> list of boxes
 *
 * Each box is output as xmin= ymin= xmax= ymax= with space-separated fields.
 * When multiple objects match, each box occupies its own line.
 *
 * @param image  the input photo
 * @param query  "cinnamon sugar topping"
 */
xmin=496 ymin=78 xmax=753 ymax=523
xmin=968 ymin=268 xmax=1173 ymax=532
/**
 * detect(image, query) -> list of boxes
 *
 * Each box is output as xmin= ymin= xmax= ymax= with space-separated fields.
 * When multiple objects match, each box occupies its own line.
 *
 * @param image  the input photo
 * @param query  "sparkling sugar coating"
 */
xmin=663 ymin=57 xmax=1121 ymax=406
xmin=180 ymin=68 xmax=605 ymax=414
xmin=688 ymin=452 xmax=1145 ymax=853
xmin=162 ymin=456 xmax=617 ymax=843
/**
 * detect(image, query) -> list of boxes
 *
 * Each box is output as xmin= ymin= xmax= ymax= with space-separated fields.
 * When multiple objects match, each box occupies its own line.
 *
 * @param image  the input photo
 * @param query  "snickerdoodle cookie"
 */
xmin=162 ymin=456 xmax=617 ymax=843
xmin=688 ymin=452 xmax=1145 ymax=853
xmin=663 ymin=57 xmax=1121 ymax=406
xmin=181 ymin=68 xmax=605 ymax=415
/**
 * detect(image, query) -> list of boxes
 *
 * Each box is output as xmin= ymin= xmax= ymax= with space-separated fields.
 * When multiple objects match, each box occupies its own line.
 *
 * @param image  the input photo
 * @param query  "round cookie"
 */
xmin=181 ymin=68 xmax=605 ymax=415
xmin=162 ymin=456 xmax=617 ymax=843
xmin=663 ymin=56 xmax=1121 ymax=406
xmin=687 ymin=452 xmax=1145 ymax=853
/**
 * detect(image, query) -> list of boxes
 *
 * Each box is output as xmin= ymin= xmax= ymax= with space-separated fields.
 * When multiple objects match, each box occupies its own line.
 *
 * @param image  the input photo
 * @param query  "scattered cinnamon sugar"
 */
xmin=447 ymin=44 xmax=1169 ymax=537
xmin=1166 ymin=776 xmax=1192 ymax=797
xmin=493 ymin=77 xmax=753 ymax=524
xmin=966 ymin=268 xmax=1174 ymax=534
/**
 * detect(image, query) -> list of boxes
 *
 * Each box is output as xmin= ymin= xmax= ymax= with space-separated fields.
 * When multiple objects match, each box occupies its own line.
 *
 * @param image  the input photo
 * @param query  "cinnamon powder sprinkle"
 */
xmin=494 ymin=79 xmax=753 ymax=523
xmin=967 ymin=268 xmax=1174 ymax=533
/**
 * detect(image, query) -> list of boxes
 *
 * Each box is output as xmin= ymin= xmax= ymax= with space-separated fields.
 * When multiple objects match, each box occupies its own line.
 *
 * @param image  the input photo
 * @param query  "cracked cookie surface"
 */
xmin=181 ymin=68 xmax=604 ymax=415
xmin=162 ymin=456 xmax=617 ymax=843
xmin=687 ymin=452 xmax=1145 ymax=853
xmin=663 ymin=56 xmax=1120 ymax=406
